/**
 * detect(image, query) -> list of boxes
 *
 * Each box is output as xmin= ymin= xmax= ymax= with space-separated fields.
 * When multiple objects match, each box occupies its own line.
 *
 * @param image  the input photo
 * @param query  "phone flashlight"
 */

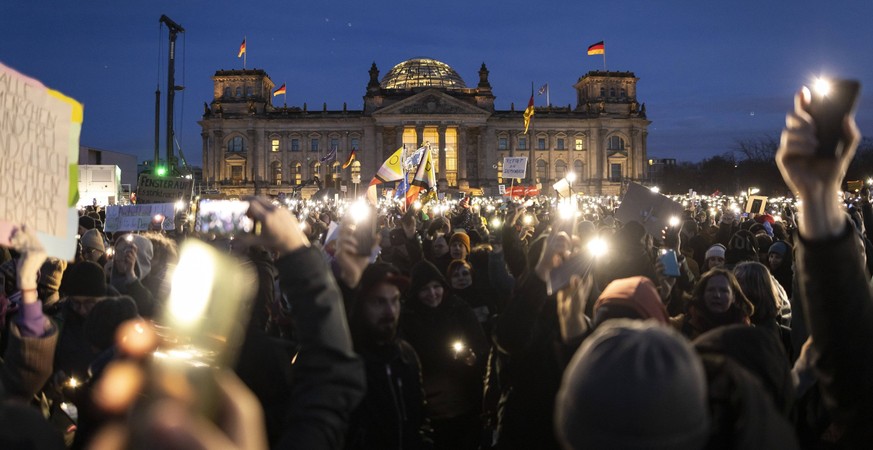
xmin=452 ymin=341 xmax=466 ymax=353
xmin=668 ymin=216 xmax=680 ymax=228
xmin=587 ymin=237 xmax=608 ymax=257
xmin=125 ymin=234 xmax=134 ymax=243
xmin=523 ymin=214 xmax=533 ymax=225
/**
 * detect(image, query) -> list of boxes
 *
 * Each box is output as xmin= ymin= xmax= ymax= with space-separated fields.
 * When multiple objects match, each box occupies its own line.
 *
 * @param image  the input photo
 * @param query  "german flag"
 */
xmin=273 ymin=83 xmax=286 ymax=97
xmin=342 ymin=147 xmax=357 ymax=169
xmin=587 ymin=41 xmax=605 ymax=56
xmin=238 ymin=39 xmax=247 ymax=58
xmin=523 ymin=92 xmax=535 ymax=134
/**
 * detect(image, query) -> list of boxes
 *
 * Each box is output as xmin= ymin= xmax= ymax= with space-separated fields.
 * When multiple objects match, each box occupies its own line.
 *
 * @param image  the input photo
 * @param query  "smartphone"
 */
xmin=659 ymin=249 xmax=681 ymax=277
xmin=195 ymin=199 xmax=256 ymax=237
xmin=804 ymin=78 xmax=861 ymax=159
xmin=349 ymin=202 xmax=377 ymax=255
xmin=548 ymin=251 xmax=595 ymax=295
xmin=146 ymin=240 xmax=256 ymax=423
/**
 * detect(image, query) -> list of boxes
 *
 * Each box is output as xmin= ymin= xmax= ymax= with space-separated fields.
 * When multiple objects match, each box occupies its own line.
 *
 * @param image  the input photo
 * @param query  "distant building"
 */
xmin=648 ymin=158 xmax=676 ymax=186
xmin=79 ymin=146 xmax=138 ymax=189
xmin=199 ymin=58 xmax=650 ymax=196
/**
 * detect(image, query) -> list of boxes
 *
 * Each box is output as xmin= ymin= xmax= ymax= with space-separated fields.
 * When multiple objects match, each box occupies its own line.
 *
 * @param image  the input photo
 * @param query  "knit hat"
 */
xmin=359 ymin=262 xmax=410 ymax=300
xmin=768 ymin=241 xmax=789 ymax=256
xmin=705 ymin=244 xmax=726 ymax=260
xmin=84 ymin=296 xmax=139 ymax=351
xmin=38 ymin=258 xmax=67 ymax=293
xmin=449 ymin=232 xmax=471 ymax=255
xmin=556 ymin=320 xmax=710 ymax=450
xmin=80 ymin=229 xmax=105 ymax=253
xmin=725 ymin=230 xmax=758 ymax=265
xmin=60 ymin=261 xmax=108 ymax=298
xmin=593 ymin=276 xmax=670 ymax=327
xmin=407 ymin=260 xmax=449 ymax=299
xmin=79 ymin=215 xmax=97 ymax=231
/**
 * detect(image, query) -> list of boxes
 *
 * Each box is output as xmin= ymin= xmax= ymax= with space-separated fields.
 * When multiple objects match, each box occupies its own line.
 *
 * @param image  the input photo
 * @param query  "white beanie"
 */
xmin=705 ymin=244 xmax=726 ymax=260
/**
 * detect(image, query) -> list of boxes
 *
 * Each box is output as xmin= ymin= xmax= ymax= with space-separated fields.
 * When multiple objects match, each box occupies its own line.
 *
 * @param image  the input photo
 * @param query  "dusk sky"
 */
xmin=3 ymin=0 xmax=871 ymax=164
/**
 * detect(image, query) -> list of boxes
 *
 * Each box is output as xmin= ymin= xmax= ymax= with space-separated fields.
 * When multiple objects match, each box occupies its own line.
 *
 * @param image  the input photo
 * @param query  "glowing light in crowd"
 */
xmin=452 ymin=341 xmax=465 ymax=353
xmin=650 ymin=186 xmax=660 ymax=193
xmin=566 ymin=172 xmax=577 ymax=183
xmin=491 ymin=217 xmax=502 ymax=228
xmin=523 ymin=214 xmax=533 ymax=225
xmin=174 ymin=200 xmax=186 ymax=211
xmin=587 ymin=238 xmax=608 ymax=257
xmin=349 ymin=200 xmax=369 ymax=224
xmin=67 ymin=377 xmax=80 ymax=388
xmin=669 ymin=216 xmax=681 ymax=227
xmin=168 ymin=242 xmax=216 ymax=328
xmin=813 ymin=77 xmax=831 ymax=96
xmin=413 ymin=200 xmax=422 ymax=210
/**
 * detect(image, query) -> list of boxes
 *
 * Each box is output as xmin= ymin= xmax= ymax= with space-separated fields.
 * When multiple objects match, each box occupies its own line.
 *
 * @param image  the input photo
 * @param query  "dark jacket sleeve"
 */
xmin=795 ymin=222 xmax=873 ymax=445
xmin=487 ymin=250 xmax=516 ymax=300
xmin=405 ymin=233 xmax=424 ymax=267
xmin=0 ymin=321 xmax=58 ymax=399
xmin=714 ymin=221 xmax=734 ymax=247
xmin=274 ymin=246 xmax=366 ymax=450
xmin=501 ymin=227 xmax=528 ymax=279
xmin=492 ymin=272 xmax=548 ymax=356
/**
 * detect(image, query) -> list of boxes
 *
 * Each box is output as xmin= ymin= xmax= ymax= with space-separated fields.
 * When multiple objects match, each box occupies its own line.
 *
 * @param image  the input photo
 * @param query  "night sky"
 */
xmin=3 ymin=0 xmax=871 ymax=164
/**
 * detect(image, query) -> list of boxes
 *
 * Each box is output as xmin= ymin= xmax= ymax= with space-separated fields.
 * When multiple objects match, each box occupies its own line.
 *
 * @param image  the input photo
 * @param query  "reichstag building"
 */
xmin=199 ymin=57 xmax=650 ymax=197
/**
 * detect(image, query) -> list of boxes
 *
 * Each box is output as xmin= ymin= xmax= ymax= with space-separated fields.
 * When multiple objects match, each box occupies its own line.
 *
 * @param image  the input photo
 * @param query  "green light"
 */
xmin=156 ymin=166 xmax=167 ymax=176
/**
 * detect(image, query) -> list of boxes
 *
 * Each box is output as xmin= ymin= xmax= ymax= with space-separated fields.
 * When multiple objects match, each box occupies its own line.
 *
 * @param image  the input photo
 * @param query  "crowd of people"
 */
xmin=0 ymin=91 xmax=870 ymax=449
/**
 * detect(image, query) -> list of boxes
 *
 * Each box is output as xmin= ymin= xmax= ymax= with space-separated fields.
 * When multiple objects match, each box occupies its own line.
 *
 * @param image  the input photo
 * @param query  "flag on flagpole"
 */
xmin=273 ymin=83 xmax=286 ymax=97
xmin=320 ymin=147 xmax=337 ymax=163
xmin=342 ymin=147 xmax=357 ymax=169
xmin=394 ymin=176 xmax=410 ymax=201
xmin=405 ymin=148 xmax=436 ymax=207
xmin=368 ymin=147 xmax=405 ymax=204
xmin=238 ymin=39 xmax=247 ymax=58
xmin=523 ymin=87 xmax=535 ymax=134
xmin=538 ymin=83 xmax=549 ymax=95
xmin=587 ymin=41 xmax=605 ymax=55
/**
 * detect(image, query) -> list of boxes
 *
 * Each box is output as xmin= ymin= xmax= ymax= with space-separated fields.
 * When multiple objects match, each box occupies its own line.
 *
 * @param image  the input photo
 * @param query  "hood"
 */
xmin=593 ymin=276 xmax=669 ymax=326
xmin=407 ymin=260 xmax=449 ymax=299
xmin=115 ymin=235 xmax=154 ymax=280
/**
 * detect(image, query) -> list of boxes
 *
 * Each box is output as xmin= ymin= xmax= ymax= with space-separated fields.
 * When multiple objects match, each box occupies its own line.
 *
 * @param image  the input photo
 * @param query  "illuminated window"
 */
xmin=310 ymin=161 xmax=321 ymax=179
xmin=497 ymin=160 xmax=503 ymax=184
xmin=444 ymin=128 xmax=457 ymax=187
xmin=518 ymin=137 xmax=527 ymax=150
xmin=402 ymin=128 xmax=418 ymax=154
xmin=291 ymin=139 xmax=300 ymax=152
xmin=271 ymin=161 xmax=282 ymax=185
xmin=557 ymin=138 xmax=565 ymax=150
xmin=231 ymin=165 xmax=243 ymax=182
xmin=228 ymin=136 xmax=245 ymax=152
xmin=292 ymin=162 xmax=302 ymax=185
xmin=536 ymin=159 xmax=548 ymax=182
xmin=351 ymin=161 xmax=361 ymax=181
xmin=608 ymin=136 xmax=626 ymax=151
xmin=310 ymin=139 xmax=319 ymax=152
xmin=271 ymin=139 xmax=280 ymax=152
xmin=498 ymin=137 xmax=508 ymax=150
xmin=575 ymin=138 xmax=585 ymax=151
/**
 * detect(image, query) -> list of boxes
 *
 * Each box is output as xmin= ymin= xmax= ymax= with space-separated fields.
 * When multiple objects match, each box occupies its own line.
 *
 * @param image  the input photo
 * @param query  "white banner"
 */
xmin=104 ymin=204 xmax=176 ymax=232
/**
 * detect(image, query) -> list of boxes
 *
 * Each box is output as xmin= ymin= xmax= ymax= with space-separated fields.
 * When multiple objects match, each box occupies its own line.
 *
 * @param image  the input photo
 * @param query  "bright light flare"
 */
xmin=523 ymin=214 xmax=533 ymax=225
xmin=491 ymin=217 xmax=503 ymax=228
xmin=669 ymin=216 xmax=681 ymax=227
xmin=174 ymin=200 xmax=186 ymax=211
xmin=349 ymin=201 xmax=369 ymax=224
xmin=413 ymin=200 xmax=422 ymax=210
xmin=813 ymin=77 xmax=832 ymax=97
xmin=587 ymin=238 xmax=608 ymax=257
xmin=558 ymin=200 xmax=576 ymax=220
xmin=650 ymin=186 xmax=660 ymax=193
xmin=168 ymin=243 xmax=216 ymax=328
xmin=452 ymin=341 xmax=465 ymax=353
xmin=566 ymin=172 xmax=577 ymax=183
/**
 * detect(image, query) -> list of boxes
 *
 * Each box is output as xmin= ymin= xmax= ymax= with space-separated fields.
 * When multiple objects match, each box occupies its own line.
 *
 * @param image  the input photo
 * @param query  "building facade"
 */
xmin=199 ymin=58 xmax=650 ymax=197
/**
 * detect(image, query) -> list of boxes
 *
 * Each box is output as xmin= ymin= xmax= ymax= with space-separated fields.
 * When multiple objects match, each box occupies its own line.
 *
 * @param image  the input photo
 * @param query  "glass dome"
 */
xmin=380 ymin=58 xmax=467 ymax=90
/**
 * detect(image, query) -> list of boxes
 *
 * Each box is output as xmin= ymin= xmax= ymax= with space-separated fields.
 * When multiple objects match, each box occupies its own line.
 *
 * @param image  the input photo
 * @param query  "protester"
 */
xmin=671 ymin=268 xmax=753 ymax=340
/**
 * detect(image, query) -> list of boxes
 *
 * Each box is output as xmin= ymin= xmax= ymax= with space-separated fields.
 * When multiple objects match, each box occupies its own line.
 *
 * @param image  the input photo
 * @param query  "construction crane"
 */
xmin=158 ymin=14 xmax=185 ymax=174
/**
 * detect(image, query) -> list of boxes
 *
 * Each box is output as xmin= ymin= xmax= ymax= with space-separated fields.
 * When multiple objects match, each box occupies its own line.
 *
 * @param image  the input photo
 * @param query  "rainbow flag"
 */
xmin=405 ymin=149 xmax=436 ymax=207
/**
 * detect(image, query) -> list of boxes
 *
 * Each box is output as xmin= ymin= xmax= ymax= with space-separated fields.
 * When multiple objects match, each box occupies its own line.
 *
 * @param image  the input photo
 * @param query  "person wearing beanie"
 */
xmin=671 ymin=268 xmax=754 ymax=341
xmin=78 ymin=215 xmax=97 ymax=234
xmin=703 ymin=244 xmax=726 ymax=271
xmin=592 ymin=276 xmax=670 ymax=329
xmin=724 ymin=230 xmax=759 ymax=269
xmin=37 ymin=257 xmax=67 ymax=308
xmin=107 ymin=234 xmax=156 ymax=318
xmin=555 ymin=319 xmax=710 ymax=450
xmin=79 ymin=229 xmax=106 ymax=264
xmin=345 ymin=263 xmax=431 ymax=450
xmin=400 ymin=260 xmax=487 ymax=450
xmin=449 ymin=231 xmax=471 ymax=261
xmin=767 ymin=240 xmax=794 ymax=299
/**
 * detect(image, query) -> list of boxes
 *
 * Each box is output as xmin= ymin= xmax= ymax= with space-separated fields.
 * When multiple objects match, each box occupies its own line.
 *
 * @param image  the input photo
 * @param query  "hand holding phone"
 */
xmin=803 ymin=78 xmax=861 ymax=159
xmin=658 ymin=249 xmax=681 ymax=277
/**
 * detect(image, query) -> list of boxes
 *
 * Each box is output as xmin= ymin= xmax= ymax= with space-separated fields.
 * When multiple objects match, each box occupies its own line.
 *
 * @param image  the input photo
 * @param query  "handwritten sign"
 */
xmin=136 ymin=174 xmax=192 ymax=204
xmin=104 ymin=204 xmax=176 ymax=232
xmin=503 ymin=157 xmax=528 ymax=179
xmin=745 ymin=195 xmax=768 ymax=215
xmin=0 ymin=62 xmax=81 ymax=260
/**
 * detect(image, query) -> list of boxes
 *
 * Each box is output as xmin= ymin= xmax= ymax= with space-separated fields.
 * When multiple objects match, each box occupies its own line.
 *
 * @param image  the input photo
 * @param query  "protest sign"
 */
xmin=136 ymin=174 xmax=193 ymax=204
xmin=504 ymin=186 xmax=539 ymax=197
xmin=615 ymin=182 xmax=685 ymax=237
xmin=503 ymin=157 xmax=528 ymax=179
xmin=745 ymin=195 xmax=768 ymax=215
xmin=498 ymin=184 xmax=506 ymax=194
xmin=553 ymin=179 xmax=571 ymax=198
xmin=0 ymin=62 xmax=81 ymax=260
xmin=104 ymin=204 xmax=176 ymax=232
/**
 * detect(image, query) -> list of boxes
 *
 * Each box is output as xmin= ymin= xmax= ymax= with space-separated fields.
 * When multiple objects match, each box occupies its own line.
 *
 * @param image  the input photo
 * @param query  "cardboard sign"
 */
xmin=553 ymin=179 xmax=571 ymax=198
xmin=104 ymin=204 xmax=176 ymax=232
xmin=615 ymin=182 xmax=685 ymax=237
xmin=498 ymin=184 xmax=506 ymax=194
xmin=503 ymin=157 xmax=528 ymax=179
xmin=745 ymin=195 xmax=768 ymax=215
xmin=0 ymin=63 xmax=81 ymax=260
xmin=136 ymin=174 xmax=193 ymax=204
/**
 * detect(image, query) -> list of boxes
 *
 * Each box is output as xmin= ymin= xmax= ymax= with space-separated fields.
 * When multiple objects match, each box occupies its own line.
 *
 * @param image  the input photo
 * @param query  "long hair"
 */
xmin=733 ymin=261 xmax=779 ymax=325
xmin=690 ymin=268 xmax=755 ymax=317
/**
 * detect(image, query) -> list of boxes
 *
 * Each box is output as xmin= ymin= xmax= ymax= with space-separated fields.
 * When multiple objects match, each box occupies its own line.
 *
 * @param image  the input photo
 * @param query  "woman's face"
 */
xmin=768 ymin=252 xmax=784 ymax=270
xmin=450 ymin=265 xmax=473 ymax=290
xmin=417 ymin=280 xmax=444 ymax=308
xmin=703 ymin=275 xmax=734 ymax=314
xmin=431 ymin=236 xmax=449 ymax=258
xmin=450 ymin=241 xmax=468 ymax=260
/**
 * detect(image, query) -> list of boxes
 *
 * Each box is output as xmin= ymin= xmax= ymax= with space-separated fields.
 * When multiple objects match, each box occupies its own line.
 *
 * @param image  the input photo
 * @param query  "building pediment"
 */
xmin=224 ymin=153 xmax=247 ymax=162
xmin=373 ymin=90 xmax=490 ymax=116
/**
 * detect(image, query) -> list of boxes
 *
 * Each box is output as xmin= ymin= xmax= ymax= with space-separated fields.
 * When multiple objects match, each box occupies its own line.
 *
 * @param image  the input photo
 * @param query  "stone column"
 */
xmin=215 ymin=130 xmax=225 ymax=182
xmin=458 ymin=127 xmax=468 ymax=184
xmin=395 ymin=126 xmax=404 ymax=154
xmin=437 ymin=125 xmax=447 ymax=189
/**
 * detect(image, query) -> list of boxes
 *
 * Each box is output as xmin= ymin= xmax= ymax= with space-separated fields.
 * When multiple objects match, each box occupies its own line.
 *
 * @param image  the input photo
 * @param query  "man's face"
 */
xmin=361 ymin=282 xmax=402 ymax=343
xmin=82 ymin=247 xmax=103 ymax=263
xmin=450 ymin=241 xmax=468 ymax=260
xmin=431 ymin=236 xmax=449 ymax=258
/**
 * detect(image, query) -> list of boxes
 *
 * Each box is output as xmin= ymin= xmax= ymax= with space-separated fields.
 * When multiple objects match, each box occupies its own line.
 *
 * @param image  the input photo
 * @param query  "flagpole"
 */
xmin=603 ymin=52 xmax=607 ymax=71
xmin=546 ymin=83 xmax=550 ymax=107
xmin=244 ymin=35 xmax=247 ymax=69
